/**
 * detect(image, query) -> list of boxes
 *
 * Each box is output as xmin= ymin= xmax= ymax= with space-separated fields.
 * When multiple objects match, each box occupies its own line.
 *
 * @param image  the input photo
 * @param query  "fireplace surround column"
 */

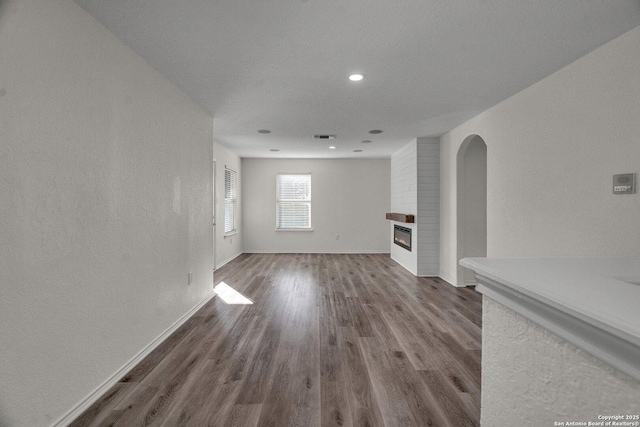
xmin=389 ymin=137 xmax=439 ymax=277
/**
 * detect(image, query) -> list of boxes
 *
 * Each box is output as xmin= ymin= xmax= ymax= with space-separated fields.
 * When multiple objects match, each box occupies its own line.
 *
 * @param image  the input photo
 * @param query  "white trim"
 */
xmin=223 ymin=231 xmax=238 ymax=238
xmin=51 ymin=292 xmax=216 ymax=427
xmin=439 ymin=279 xmax=475 ymax=288
xmin=276 ymin=173 xmax=312 ymax=230
xmin=276 ymin=172 xmax=312 ymax=175
xmin=215 ymin=251 xmax=243 ymax=269
xmin=244 ymin=250 xmax=390 ymax=254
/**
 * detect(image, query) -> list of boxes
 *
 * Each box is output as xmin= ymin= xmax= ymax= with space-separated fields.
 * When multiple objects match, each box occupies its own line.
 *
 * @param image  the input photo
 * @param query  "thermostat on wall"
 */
xmin=613 ymin=173 xmax=636 ymax=194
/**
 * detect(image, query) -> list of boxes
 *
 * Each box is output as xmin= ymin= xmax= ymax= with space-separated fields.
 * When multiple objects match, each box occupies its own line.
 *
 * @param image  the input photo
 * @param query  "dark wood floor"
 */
xmin=71 ymin=253 xmax=482 ymax=427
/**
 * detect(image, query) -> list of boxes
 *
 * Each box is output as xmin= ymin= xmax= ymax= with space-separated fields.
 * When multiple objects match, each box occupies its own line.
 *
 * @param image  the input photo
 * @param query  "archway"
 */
xmin=456 ymin=135 xmax=487 ymax=286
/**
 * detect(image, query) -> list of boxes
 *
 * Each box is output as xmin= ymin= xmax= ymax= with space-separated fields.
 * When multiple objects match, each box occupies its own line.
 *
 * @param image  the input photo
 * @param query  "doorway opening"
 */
xmin=456 ymin=135 xmax=487 ymax=286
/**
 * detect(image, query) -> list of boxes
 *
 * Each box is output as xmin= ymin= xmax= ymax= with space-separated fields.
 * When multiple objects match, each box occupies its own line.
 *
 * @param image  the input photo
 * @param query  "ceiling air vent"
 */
xmin=313 ymin=134 xmax=336 ymax=140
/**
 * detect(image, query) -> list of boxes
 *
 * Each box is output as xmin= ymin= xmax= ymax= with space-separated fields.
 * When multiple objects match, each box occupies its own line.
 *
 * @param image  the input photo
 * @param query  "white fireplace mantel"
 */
xmin=460 ymin=257 xmax=640 ymax=381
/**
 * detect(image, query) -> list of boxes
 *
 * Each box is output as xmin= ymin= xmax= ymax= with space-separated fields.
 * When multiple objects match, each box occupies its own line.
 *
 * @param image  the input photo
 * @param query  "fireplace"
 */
xmin=393 ymin=225 xmax=412 ymax=251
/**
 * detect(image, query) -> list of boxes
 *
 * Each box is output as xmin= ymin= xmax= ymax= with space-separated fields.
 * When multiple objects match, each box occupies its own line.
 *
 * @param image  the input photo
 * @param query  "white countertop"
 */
xmin=460 ymin=257 xmax=640 ymax=380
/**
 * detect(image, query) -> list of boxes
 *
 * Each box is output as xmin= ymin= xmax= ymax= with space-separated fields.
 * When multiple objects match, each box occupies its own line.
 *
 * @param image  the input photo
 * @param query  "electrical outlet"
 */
xmin=335 ymin=234 xmax=340 ymax=240
xmin=188 ymin=271 xmax=192 ymax=285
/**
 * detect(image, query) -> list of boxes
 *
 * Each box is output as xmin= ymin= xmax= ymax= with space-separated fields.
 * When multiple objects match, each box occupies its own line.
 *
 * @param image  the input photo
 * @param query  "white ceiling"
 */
xmin=74 ymin=0 xmax=640 ymax=158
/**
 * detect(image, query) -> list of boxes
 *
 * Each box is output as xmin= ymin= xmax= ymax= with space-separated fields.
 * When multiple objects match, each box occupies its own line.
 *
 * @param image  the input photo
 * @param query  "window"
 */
xmin=224 ymin=167 xmax=237 ymax=234
xmin=276 ymin=173 xmax=311 ymax=229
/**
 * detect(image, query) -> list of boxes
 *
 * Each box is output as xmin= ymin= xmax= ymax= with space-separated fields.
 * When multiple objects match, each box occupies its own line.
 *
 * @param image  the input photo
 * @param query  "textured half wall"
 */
xmin=482 ymin=297 xmax=640 ymax=425
xmin=0 ymin=0 xmax=213 ymax=425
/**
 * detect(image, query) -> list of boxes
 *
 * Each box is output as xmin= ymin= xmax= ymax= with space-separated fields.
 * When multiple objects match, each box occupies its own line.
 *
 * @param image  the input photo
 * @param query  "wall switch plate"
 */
xmin=613 ymin=173 xmax=636 ymax=194
xmin=188 ymin=271 xmax=193 ymax=285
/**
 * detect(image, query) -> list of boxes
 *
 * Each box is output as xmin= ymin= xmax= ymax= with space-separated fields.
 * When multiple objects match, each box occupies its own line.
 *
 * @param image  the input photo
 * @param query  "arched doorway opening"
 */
xmin=456 ymin=135 xmax=487 ymax=286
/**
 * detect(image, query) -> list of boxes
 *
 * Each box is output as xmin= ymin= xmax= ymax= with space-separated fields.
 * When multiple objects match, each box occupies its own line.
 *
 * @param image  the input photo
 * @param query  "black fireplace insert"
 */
xmin=394 ymin=225 xmax=412 ymax=251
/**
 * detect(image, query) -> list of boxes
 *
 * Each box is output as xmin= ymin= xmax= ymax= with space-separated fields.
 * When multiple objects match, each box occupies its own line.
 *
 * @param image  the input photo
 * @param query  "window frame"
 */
xmin=224 ymin=167 xmax=237 ymax=236
xmin=275 ymin=173 xmax=312 ymax=231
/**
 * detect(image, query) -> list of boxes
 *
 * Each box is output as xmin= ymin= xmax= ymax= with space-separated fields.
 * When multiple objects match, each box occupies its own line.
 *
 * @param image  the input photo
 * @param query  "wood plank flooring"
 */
xmin=71 ymin=253 xmax=481 ymax=426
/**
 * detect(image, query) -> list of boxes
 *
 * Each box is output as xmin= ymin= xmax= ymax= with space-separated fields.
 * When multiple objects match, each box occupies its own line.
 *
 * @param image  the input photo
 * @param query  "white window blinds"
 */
xmin=224 ymin=168 xmax=237 ymax=234
xmin=276 ymin=174 xmax=311 ymax=229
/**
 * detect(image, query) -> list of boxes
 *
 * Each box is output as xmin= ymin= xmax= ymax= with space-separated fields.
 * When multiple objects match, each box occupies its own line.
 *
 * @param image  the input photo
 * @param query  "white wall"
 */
xmin=440 ymin=25 xmax=640 ymax=284
xmin=0 ymin=1 xmax=213 ymax=425
xmin=242 ymin=158 xmax=390 ymax=253
xmin=213 ymin=141 xmax=242 ymax=268
xmin=416 ymin=138 xmax=440 ymax=277
xmin=390 ymin=139 xmax=440 ymax=277
xmin=390 ymin=141 xmax=418 ymax=273
xmin=482 ymin=298 xmax=640 ymax=425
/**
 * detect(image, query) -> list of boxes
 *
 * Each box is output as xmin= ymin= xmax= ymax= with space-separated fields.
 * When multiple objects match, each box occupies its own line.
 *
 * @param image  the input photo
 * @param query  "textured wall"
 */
xmin=0 ymin=0 xmax=213 ymax=425
xmin=440 ymin=25 xmax=640 ymax=284
xmin=482 ymin=298 xmax=640 ymax=425
xmin=242 ymin=158 xmax=390 ymax=253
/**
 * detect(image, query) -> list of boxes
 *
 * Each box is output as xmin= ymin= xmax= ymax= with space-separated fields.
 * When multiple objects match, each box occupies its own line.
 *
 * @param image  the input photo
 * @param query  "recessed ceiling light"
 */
xmin=269 ymin=149 xmax=279 ymax=152
xmin=369 ymin=129 xmax=383 ymax=134
xmin=361 ymin=140 xmax=372 ymax=143
xmin=349 ymin=74 xmax=364 ymax=82
xmin=353 ymin=149 xmax=363 ymax=152
xmin=329 ymin=146 xmax=336 ymax=150
xmin=258 ymin=129 xmax=271 ymax=134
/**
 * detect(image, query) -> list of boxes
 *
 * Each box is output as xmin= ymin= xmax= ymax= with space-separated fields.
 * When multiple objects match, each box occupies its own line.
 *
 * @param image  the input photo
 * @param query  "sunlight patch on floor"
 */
xmin=214 ymin=282 xmax=254 ymax=305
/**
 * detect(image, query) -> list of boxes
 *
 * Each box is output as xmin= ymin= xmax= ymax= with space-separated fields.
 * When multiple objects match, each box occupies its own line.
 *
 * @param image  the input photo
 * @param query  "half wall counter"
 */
xmin=460 ymin=257 xmax=640 ymax=426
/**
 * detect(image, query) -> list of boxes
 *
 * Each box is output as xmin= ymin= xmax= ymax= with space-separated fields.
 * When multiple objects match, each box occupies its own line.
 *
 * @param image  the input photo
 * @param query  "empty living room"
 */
xmin=1 ymin=1 xmax=640 ymax=426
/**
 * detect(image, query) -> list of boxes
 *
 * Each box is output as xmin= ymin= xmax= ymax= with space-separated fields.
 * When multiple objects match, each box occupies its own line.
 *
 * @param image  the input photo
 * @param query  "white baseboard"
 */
xmin=438 ymin=273 xmax=469 ymax=287
xmin=244 ymin=250 xmax=390 ymax=254
xmin=51 ymin=292 xmax=216 ymax=427
xmin=214 ymin=252 xmax=244 ymax=270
